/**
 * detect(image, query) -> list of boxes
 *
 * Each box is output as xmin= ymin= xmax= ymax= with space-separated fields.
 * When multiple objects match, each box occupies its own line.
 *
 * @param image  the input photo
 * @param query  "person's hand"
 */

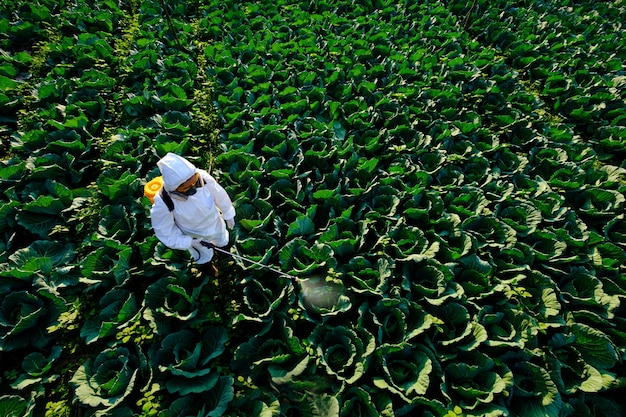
xmin=226 ymin=218 xmax=235 ymax=229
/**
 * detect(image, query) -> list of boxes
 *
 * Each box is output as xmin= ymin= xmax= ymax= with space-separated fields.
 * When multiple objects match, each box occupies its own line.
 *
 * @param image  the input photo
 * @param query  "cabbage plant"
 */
xmin=157 ymin=377 xmax=234 ymax=417
xmin=309 ymin=324 xmax=375 ymax=387
xmin=4 ymin=240 xmax=75 ymax=282
xmin=441 ymin=350 xmax=513 ymax=410
xmin=360 ymin=298 xmax=434 ymax=346
xmin=509 ymin=360 xmax=562 ymax=417
xmin=298 ymin=275 xmax=352 ymax=323
xmin=233 ymin=273 xmax=295 ymax=324
xmin=430 ymin=302 xmax=488 ymax=354
xmin=545 ymin=331 xmax=617 ymax=395
xmin=373 ymin=344 xmax=443 ymax=405
xmin=232 ymin=314 xmax=309 ymax=385
xmin=401 ymin=258 xmax=463 ymax=306
xmin=152 ymin=327 xmax=228 ymax=395
xmin=477 ymin=304 xmax=536 ymax=349
xmin=338 ymin=387 xmax=379 ymax=417
xmin=80 ymin=288 xmax=140 ymax=344
xmin=92 ymin=204 xmax=138 ymax=244
xmin=70 ymin=344 xmax=151 ymax=416
xmin=343 ymin=255 xmax=393 ymax=297
xmin=0 ymin=289 xmax=64 ymax=351
xmin=0 ymin=394 xmax=36 ymax=417
xmin=11 ymin=345 xmax=62 ymax=390
xmin=143 ymin=276 xmax=206 ymax=332
xmin=79 ymin=242 xmax=132 ymax=288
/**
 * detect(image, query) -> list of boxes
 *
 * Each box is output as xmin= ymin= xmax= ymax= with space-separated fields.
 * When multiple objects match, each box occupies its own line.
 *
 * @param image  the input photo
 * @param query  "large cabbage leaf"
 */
xmin=96 ymin=169 xmax=143 ymax=203
xmin=360 ymin=298 xmax=434 ymax=346
xmin=70 ymin=344 xmax=151 ymax=416
xmin=442 ymin=350 xmax=513 ymax=410
xmin=80 ymin=289 xmax=140 ymax=344
xmin=510 ymin=361 xmax=562 ymax=417
xmin=570 ymin=323 xmax=619 ymax=370
xmin=153 ymin=327 xmax=227 ymax=395
xmin=401 ymin=258 xmax=463 ymax=305
xmin=15 ymin=196 xmax=66 ymax=238
xmin=232 ymin=315 xmax=309 ymax=386
xmin=13 ymin=179 xmax=77 ymax=238
xmin=0 ymin=394 xmax=36 ymax=417
xmin=373 ymin=344 xmax=441 ymax=403
xmin=309 ymin=324 xmax=375 ymax=386
xmin=0 ymin=289 xmax=64 ymax=351
xmin=5 ymin=240 xmax=75 ymax=280
xmin=10 ymin=345 xmax=62 ymax=390
xmin=158 ymin=377 xmax=234 ymax=417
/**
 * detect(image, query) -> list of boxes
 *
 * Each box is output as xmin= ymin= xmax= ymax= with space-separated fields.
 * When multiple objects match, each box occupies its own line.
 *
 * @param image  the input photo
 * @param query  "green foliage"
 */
xmin=70 ymin=344 xmax=151 ymax=416
xmin=152 ymin=327 xmax=228 ymax=395
xmin=0 ymin=394 xmax=36 ymax=417
xmin=0 ymin=0 xmax=625 ymax=416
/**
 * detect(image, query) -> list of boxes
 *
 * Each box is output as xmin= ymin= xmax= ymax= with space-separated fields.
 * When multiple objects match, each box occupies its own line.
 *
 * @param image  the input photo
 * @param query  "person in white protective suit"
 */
xmin=150 ymin=153 xmax=235 ymax=275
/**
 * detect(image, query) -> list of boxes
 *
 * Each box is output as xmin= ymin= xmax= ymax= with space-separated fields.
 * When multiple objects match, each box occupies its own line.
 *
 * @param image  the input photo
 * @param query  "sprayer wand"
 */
xmin=200 ymin=241 xmax=298 ymax=281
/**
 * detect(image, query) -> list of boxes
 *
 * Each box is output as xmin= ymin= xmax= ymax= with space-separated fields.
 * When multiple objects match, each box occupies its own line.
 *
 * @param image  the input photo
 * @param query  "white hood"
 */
xmin=157 ymin=153 xmax=197 ymax=192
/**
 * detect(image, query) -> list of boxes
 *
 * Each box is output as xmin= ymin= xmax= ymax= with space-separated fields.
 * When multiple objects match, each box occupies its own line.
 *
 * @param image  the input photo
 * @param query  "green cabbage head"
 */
xmin=70 ymin=344 xmax=150 ymax=416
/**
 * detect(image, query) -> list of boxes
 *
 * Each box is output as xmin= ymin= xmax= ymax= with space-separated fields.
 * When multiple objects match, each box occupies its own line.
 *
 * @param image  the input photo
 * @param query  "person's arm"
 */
xmin=201 ymin=171 xmax=236 ymax=222
xmin=150 ymin=195 xmax=194 ymax=250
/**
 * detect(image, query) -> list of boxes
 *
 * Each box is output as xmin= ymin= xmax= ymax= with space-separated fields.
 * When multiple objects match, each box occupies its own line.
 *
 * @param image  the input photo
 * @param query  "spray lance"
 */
xmin=199 ymin=240 xmax=304 ymax=298
xmin=200 ymin=241 xmax=347 ymax=309
xmin=200 ymin=241 xmax=296 ymax=280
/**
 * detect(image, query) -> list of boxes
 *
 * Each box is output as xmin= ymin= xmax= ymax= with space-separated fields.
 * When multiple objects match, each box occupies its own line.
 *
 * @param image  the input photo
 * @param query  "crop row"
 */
xmin=448 ymin=0 xmax=626 ymax=164
xmin=206 ymin=0 xmax=626 ymax=415
xmin=0 ymin=0 xmax=625 ymax=416
xmin=1 ymin=0 xmax=242 ymax=415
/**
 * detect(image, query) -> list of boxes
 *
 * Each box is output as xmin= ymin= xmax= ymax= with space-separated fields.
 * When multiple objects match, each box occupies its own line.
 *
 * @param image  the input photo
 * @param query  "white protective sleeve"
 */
xmin=150 ymin=195 xmax=194 ymax=251
xmin=200 ymin=170 xmax=236 ymax=221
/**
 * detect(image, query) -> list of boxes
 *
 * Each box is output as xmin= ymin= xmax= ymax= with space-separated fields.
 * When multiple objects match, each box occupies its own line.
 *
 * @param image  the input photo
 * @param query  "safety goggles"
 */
xmin=175 ymin=172 xmax=201 ymax=195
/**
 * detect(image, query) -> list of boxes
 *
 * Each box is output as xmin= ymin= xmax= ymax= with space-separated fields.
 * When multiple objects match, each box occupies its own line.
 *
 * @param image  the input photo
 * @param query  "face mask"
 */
xmin=182 ymin=185 xmax=198 ymax=196
xmin=175 ymin=172 xmax=201 ymax=196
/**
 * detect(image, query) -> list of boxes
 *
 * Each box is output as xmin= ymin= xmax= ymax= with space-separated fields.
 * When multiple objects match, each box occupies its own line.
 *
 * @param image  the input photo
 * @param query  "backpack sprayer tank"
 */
xmin=144 ymin=176 xmax=164 ymax=204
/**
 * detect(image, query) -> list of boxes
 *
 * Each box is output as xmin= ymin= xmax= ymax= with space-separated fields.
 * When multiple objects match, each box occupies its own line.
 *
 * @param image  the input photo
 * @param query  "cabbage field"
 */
xmin=1 ymin=0 xmax=625 ymax=416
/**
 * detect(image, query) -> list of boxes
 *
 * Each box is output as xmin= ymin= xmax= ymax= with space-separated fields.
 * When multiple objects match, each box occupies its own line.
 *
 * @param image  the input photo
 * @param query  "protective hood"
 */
xmin=157 ymin=153 xmax=197 ymax=192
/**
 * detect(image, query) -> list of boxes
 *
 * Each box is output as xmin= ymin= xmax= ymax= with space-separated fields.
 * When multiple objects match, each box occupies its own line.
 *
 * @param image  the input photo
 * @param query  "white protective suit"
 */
xmin=150 ymin=153 xmax=236 ymax=264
